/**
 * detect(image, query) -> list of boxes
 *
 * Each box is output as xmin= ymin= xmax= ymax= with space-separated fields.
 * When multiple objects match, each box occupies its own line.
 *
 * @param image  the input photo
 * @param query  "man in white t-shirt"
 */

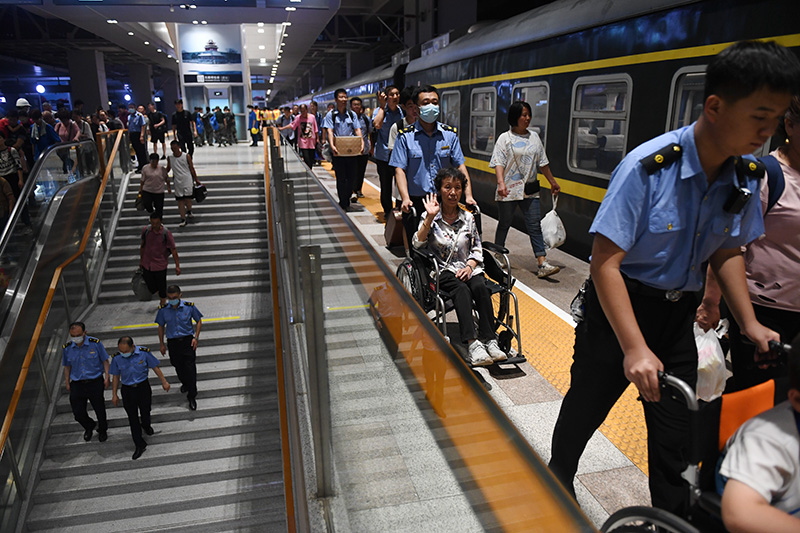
xmin=720 ymin=334 xmax=800 ymax=533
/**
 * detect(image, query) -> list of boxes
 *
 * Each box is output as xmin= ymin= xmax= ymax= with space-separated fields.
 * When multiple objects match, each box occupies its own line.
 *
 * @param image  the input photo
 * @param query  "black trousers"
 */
xmin=438 ymin=271 xmax=495 ymax=344
xmin=549 ymin=279 xmax=698 ymax=517
xmin=142 ymin=268 xmax=167 ymax=298
xmin=250 ymin=131 xmax=259 ymax=146
xmin=375 ymin=159 xmax=395 ymax=215
xmin=332 ymin=156 xmax=357 ymax=210
xmin=729 ymin=303 xmax=799 ymax=391
xmin=141 ymin=190 xmax=164 ymax=217
xmin=131 ymin=135 xmax=148 ymax=171
xmin=176 ymin=131 xmax=194 ymax=157
xmin=353 ymin=154 xmax=369 ymax=194
xmin=121 ymin=380 xmax=152 ymax=448
xmin=70 ymin=376 xmax=107 ymax=433
xmin=300 ymin=148 xmax=315 ymax=169
xmin=168 ymin=335 xmax=197 ymax=399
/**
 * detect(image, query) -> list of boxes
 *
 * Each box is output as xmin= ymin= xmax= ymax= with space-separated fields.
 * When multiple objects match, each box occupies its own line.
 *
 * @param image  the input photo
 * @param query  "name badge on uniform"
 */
xmin=441 ymin=145 xmax=450 ymax=150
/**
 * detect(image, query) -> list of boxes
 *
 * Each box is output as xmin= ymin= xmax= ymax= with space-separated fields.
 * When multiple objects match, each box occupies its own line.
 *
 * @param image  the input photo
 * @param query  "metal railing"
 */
xmin=0 ymin=130 xmax=127 ymax=532
xmin=265 ymin=130 xmax=595 ymax=532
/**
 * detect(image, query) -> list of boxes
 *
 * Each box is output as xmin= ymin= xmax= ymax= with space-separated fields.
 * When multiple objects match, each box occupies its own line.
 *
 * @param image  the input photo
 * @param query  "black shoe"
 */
xmin=160 ymin=155 xmax=166 ymax=160
xmin=98 ymin=431 xmax=108 ymax=442
xmin=132 ymin=445 xmax=146 ymax=460
xmin=189 ymin=398 xmax=197 ymax=411
xmin=143 ymin=425 xmax=154 ymax=436
xmin=180 ymin=385 xmax=187 ymax=393
xmin=83 ymin=428 xmax=93 ymax=442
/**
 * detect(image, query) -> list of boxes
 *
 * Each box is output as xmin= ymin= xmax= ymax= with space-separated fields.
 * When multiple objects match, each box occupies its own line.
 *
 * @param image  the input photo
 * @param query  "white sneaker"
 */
xmin=179 ymin=219 xmax=188 ymax=227
xmin=467 ymin=341 xmax=493 ymax=367
xmin=537 ymin=261 xmax=560 ymax=278
xmin=485 ymin=339 xmax=507 ymax=362
xmin=187 ymin=212 xmax=194 ymax=219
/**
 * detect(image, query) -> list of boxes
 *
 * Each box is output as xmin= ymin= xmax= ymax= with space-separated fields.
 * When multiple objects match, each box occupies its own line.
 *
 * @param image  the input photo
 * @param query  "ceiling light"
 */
xmin=282 ymin=22 xmax=292 ymax=26
xmin=285 ymin=7 xmax=296 ymax=11
xmin=267 ymin=89 xmax=271 ymax=95
xmin=189 ymin=4 xmax=197 ymax=8
xmin=257 ymin=28 xmax=264 ymax=34
xmin=276 ymin=60 xmax=280 ymax=63
xmin=192 ymin=20 xmax=198 ymax=24
xmin=154 ymin=96 xmax=161 ymax=102
xmin=290 ymin=0 xmax=301 ymax=2
xmin=280 ymin=42 xmax=285 ymax=46
xmin=157 ymin=48 xmax=163 ymax=52
xmin=124 ymin=94 xmax=131 ymax=102
xmin=258 ymin=45 xmax=265 ymax=50
xmin=257 ymin=22 xmax=264 ymax=27
xmin=144 ymin=41 xmax=150 ymax=45
xmin=201 ymin=20 xmax=207 ymax=24
xmin=167 ymin=54 xmax=172 ymax=58
xmin=128 ymin=31 xmax=134 ymax=36
xmin=36 ymin=84 xmax=45 ymax=94
xmin=283 ymin=34 xmax=289 ymax=37
xmin=260 ymin=58 xmax=266 ymax=63
xmin=269 ymin=77 xmax=274 ymax=83
xmin=176 ymin=60 xmax=180 ymax=63
xmin=106 ymin=19 xmax=118 ymax=24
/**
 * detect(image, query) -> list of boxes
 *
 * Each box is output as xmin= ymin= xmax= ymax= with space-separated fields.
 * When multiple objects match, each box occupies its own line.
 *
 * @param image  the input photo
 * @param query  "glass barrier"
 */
xmin=0 ymin=131 xmax=127 ymax=530
xmin=267 ymin=133 xmax=594 ymax=532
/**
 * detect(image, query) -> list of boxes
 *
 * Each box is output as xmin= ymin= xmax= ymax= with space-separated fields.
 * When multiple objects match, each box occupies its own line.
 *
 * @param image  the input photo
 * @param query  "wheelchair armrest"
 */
xmin=482 ymin=241 xmax=509 ymax=255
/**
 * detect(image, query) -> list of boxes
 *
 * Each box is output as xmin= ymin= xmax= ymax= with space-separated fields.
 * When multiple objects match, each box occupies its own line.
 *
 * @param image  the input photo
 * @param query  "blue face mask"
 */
xmin=418 ymin=104 xmax=440 ymax=124
xmin=119 ymin=351 xmax=132 ymax=358
xmin=169 ymin=298 xmax=180 ymax=306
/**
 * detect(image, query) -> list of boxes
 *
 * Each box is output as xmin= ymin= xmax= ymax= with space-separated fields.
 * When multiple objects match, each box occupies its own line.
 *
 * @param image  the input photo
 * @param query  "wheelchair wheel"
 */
xmin=601 ymin=506 xmax=700 ymax=533
xmin=396 ymin=259 xmax=423 ymax=306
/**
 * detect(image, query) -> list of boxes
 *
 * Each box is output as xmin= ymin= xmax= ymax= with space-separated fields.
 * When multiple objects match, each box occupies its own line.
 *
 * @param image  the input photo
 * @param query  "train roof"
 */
xmin=406 ymin=0 xmax=699 ymax=74
xmin=294 ymin=62 xmax=395 ymax=104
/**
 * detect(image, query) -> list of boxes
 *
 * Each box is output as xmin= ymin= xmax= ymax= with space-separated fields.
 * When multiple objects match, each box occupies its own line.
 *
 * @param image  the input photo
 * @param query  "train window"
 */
xmin=512 ymin=83 xmax=550 ymax=148
xmin=568 ymin=74 xmax=632 ymax=179
xmin=470 ymin=88 xmax=496 ymax=155
xmin=441 ymin=90 xmax=460 ymax=130
xmin=666 ymin=66 xmax=706 ymax=131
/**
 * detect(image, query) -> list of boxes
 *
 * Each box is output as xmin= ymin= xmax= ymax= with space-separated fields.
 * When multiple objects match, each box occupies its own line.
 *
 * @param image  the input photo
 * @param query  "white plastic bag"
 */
xmin=695 ymin=322 xmax=726 ymax=402
xmin=542 ymin=195 xmax=566 ymax=249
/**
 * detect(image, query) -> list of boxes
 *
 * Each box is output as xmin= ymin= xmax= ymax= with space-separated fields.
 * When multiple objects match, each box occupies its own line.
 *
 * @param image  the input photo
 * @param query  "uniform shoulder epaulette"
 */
xmin=159 ymin=303 xmax=168 ymax=309
xmin=440 ymin=123 xmax=457 ymax=133
xmin=736 ymin=156 xmax=766 ymax=180
xmin=640 ymin=143 xmax=682 ymax=174
xmin=185 ymin=301 xmax=194 ymax=306
xmin=139 ymin=346 xmax=150 ymax=352
xmin=63 ymin=342 xmax=71 ymax=349
xmin=88 ymin=337 xmax=100 ymax=343
xmin=401 ymin=124 xmax=415 ymax=134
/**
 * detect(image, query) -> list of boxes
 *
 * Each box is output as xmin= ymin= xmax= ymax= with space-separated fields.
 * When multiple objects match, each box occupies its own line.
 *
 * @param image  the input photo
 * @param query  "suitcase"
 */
xmin=384 ymin=209 xmax=404 ymax=247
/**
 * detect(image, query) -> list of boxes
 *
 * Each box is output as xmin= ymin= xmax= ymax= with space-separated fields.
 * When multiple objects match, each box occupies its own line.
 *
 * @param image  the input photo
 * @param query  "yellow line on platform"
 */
xmin=112 ymin=316 xmax=241 ymax=330
xmin=327 ymin=304 xmax=370 ymax=311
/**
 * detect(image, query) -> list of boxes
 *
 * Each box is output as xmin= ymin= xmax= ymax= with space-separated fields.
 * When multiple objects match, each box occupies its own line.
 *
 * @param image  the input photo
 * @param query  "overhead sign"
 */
xmin=179 ymin=24 xmax=244 ymax=85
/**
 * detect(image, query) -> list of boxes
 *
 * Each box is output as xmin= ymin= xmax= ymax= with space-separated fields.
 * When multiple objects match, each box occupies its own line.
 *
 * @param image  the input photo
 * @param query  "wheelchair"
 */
xmin=395 ymin=204 xmax=526 ymax=367
xmin=602 ymin=340 xmax=793 ymax=533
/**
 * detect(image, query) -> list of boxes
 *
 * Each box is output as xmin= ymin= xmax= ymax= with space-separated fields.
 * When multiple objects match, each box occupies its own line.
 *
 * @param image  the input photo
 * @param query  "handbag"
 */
xmin=193 ymin=184 xmax=208 ymax=203
xmin=333 ymin=135 xmax=362 ymax=157
xmin=321 ymin=142 xmax=333 ymax=162
xmin=541 ymin=195 xmax=566 ymax=249
xmin=384 ymin=209 xmax=405 ymax=248
xmin=131 ymin=267 xmax=153 ymax=301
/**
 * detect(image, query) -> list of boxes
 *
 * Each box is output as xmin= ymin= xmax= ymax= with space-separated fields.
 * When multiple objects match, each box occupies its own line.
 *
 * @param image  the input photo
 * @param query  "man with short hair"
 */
xmin=372 ymin=85 xmax=403 ymax=219
xmin=548 ymin=40 xmax=800 ymax=517
xmin=140 ymin=212 xmax=180 ymax=307
xmin=247 ymin=104 xmax=259 ymax=147
xmin=128 ymin=104 xmax=148 ymax=172
xmin=171 ymin=100 xmax=196 ymax=157
xmin=390 ymin=84 xmax=475 ymax=241
xmin=350 ymin=96 xmax=371 ymax=201
xmin=323 ymin=88 xmax=364 ymax=211
xmin=156 ymin=285 xmax=203 ymax=411
xmin=62 ymin=322 xmax=110 ymax=443
xmin=148 ymin=102 xmax=167 ymax=160
xmin=223 ymin=106 xmax=236 ymax=145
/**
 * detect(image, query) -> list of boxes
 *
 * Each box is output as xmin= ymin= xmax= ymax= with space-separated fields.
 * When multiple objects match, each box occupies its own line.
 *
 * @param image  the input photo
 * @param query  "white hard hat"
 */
xmin=16 ymin=98 xmax=31 ymax=108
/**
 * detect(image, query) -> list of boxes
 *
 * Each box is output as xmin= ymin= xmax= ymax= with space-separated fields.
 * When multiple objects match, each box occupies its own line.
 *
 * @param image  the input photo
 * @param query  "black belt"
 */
xmin=122 ymin=380 xmax=148 ymax=388
xmin=72 ymin=376 xmax=103 ymax=384
xmin=622 ymin=275 xmax=691 ymax=303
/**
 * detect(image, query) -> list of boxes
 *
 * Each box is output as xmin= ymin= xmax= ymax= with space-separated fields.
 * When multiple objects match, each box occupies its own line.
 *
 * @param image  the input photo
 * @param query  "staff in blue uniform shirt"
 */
xmin=548 ymin=41 xmax=800 ymax=518
xmin=110 ymin=336 xmax=171 ymax=460
xmin=62 ymin=322 xmax=110 ymax=442
xmin=155 ymin=284 xmax=203 ymax=411
xmin=372 ymin=85 xmax=404 ymax=219
xmin=323 ymin=88 xmax=364 ymax=211
xmin=390 ymin=84 xmax=476 ymax=243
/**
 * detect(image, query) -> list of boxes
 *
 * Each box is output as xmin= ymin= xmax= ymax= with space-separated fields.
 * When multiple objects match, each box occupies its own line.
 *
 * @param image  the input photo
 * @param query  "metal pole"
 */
xmin=34 ymin=344 xmax=51 ymax=403
xmin=284 ymin=182 xmax=302 ymax=324
xmin=300 ymin=245 xmax=333 ymax=497
xmin=4 ymin=438 xmax=25 ymax=496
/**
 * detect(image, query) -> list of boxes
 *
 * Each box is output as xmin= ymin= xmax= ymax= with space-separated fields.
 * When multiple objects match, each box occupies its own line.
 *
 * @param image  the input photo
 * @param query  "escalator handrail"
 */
xmin=0 ymin=129 xmax=124 ymax=459
xmin=0 ymin=137 xmax=102 ymax=259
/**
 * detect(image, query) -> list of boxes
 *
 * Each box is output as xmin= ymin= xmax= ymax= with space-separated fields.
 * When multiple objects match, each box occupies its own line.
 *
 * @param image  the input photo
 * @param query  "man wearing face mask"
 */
xmin=110 ymin=336 xmax=171 ymax=460
xmin=390 ymin=85 xmax=476 ymax=242
xmin=155 ymin=285 xmax=203 ymax=411
xmin=62 ymin=322 xmax=110 ymax=443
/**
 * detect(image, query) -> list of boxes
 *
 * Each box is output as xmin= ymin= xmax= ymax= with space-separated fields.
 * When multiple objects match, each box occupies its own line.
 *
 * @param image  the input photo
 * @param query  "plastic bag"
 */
xmin=131 ymin=267 xmax=153 ymax=301
xmin=695 ymin=322 xmax=726 ymax=402
xmin=542 ymin=195 xmax=566 ymax=249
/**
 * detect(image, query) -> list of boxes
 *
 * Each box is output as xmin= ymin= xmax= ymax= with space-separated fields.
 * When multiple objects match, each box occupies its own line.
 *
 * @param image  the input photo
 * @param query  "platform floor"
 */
xmin=310 ymin=155 xmax=652 ymax=526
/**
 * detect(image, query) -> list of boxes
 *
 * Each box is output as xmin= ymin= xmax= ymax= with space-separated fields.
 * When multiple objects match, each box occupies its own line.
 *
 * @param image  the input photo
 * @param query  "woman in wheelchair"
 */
xmin=412 ymin=167 xmax=507 ymax=367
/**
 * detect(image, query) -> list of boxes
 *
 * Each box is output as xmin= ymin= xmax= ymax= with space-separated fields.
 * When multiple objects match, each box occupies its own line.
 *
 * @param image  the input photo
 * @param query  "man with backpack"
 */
xmin=140 ymin=212 xmax=181 ymax=307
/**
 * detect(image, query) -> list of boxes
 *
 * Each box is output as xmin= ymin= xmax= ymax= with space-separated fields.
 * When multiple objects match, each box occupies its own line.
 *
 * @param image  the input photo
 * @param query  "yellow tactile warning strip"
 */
xmin=320 ymin=161 xmax=649 ymax=474
xmin=111 ymin=316 xmax=241 ymax=330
